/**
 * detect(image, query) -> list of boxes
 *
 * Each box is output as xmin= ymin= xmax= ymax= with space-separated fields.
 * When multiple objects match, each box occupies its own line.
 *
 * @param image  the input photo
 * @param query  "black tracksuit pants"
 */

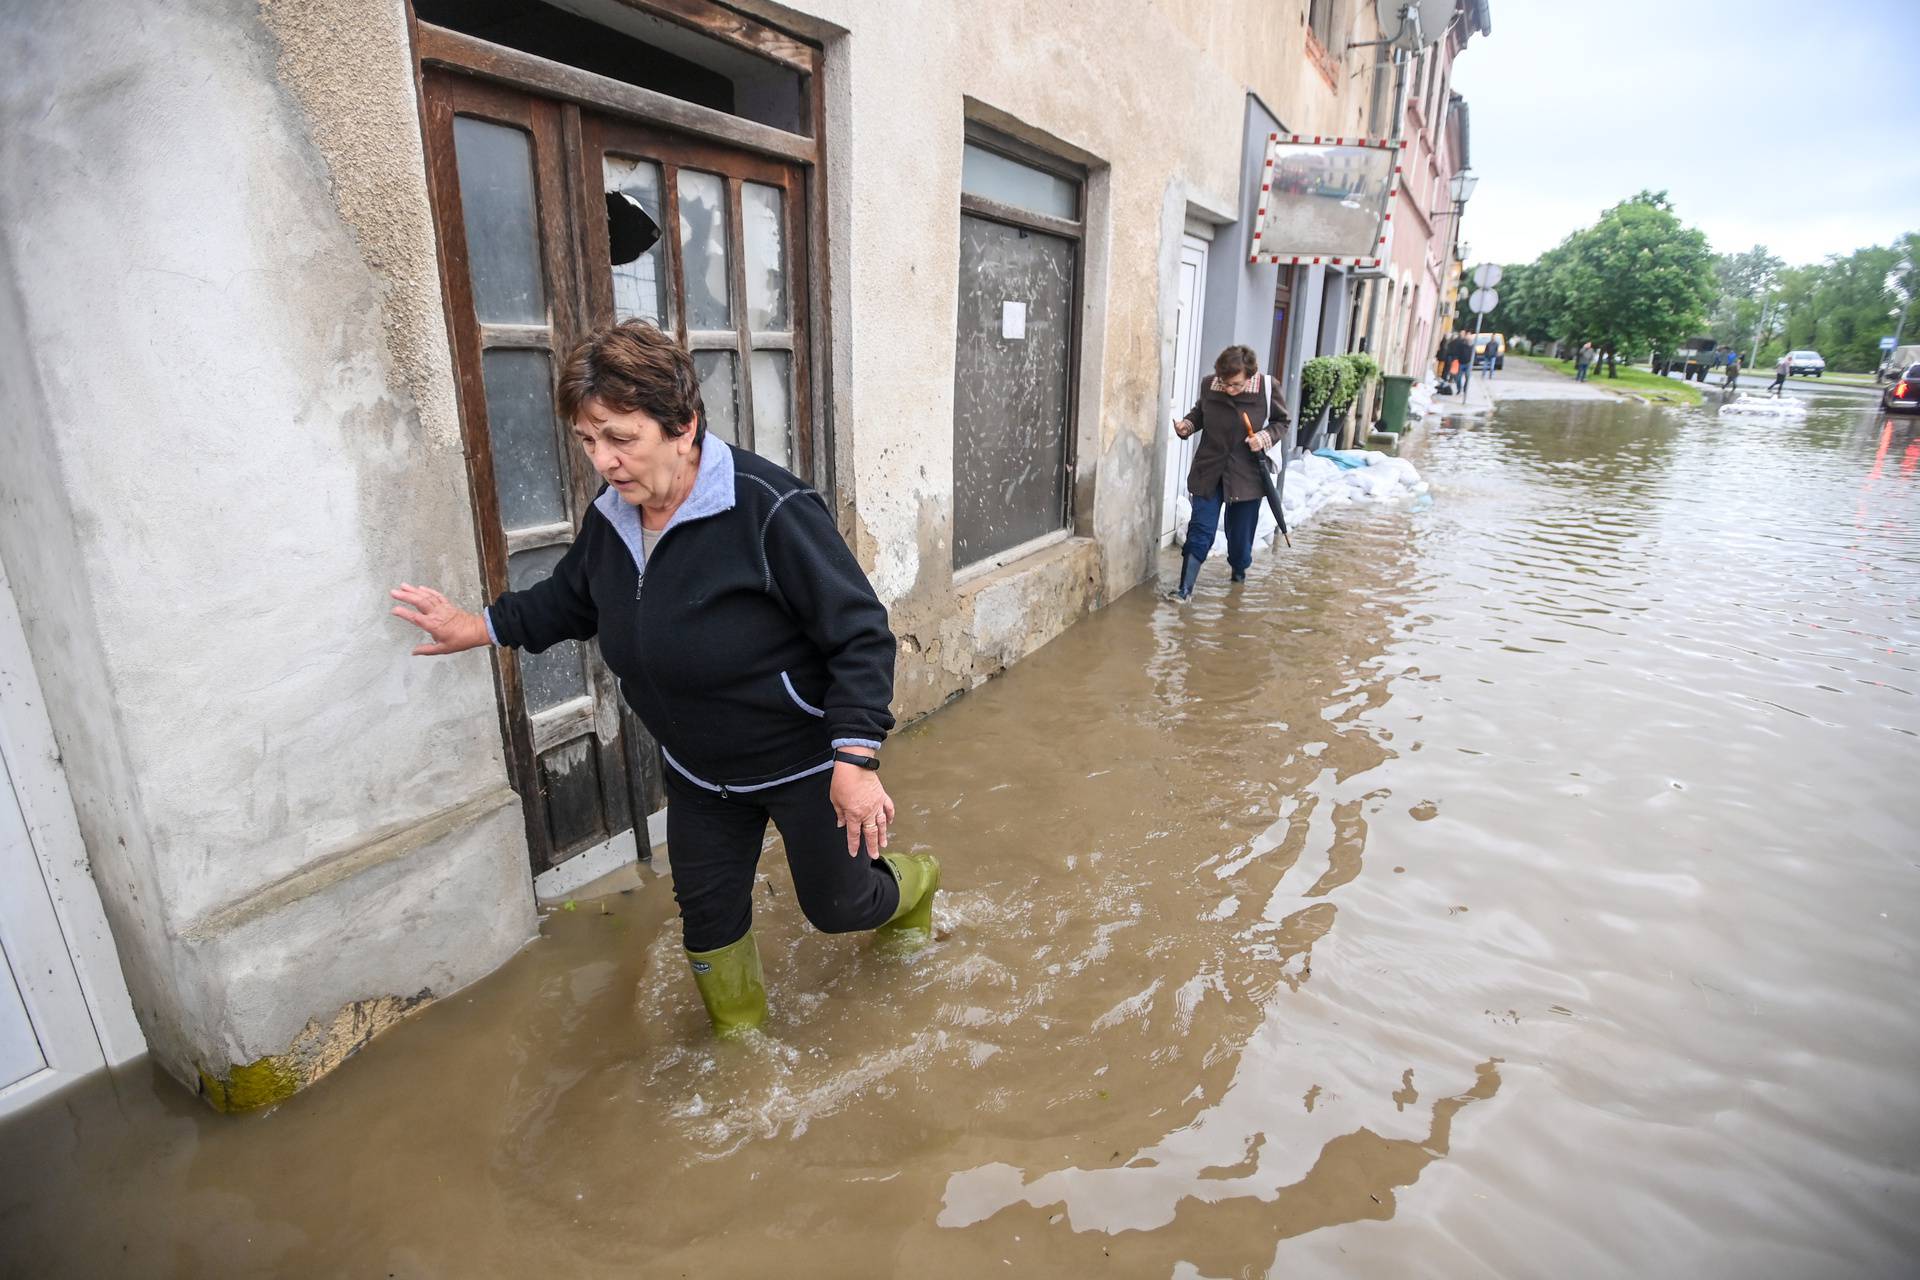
xmin=664 ymin=765 xmax=901 ymax=953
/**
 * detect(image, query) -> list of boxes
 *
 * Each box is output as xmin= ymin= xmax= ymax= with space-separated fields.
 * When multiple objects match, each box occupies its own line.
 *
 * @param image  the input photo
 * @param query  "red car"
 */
xmin=1882 ymin=364 xmax=1920 ymax=415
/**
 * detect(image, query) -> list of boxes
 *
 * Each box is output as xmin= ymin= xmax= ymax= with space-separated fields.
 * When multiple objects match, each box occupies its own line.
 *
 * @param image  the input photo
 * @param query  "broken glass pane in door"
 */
xmin=604 ymin=156 xmax=669 ymax=330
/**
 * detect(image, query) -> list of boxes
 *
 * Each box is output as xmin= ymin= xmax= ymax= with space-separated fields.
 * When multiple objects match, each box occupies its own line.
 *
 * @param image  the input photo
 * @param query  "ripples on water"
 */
xmin=3 ymin=397 xmax=1916 ymax=1278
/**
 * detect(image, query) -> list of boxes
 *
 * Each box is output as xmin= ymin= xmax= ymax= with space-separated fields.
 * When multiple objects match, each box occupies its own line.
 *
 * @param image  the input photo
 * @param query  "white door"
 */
xmin=1161 ymin=236 xmax=1209 ymax=545
xmin=0 ymin=751 xmax=103 ymax=1108
xmin=0 ymin=562 xmax=143 ymax=1117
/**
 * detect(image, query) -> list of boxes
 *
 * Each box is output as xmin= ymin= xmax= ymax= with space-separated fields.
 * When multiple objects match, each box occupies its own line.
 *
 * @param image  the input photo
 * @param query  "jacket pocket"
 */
xmin=779 ymin=670 xmax=825 ymax=718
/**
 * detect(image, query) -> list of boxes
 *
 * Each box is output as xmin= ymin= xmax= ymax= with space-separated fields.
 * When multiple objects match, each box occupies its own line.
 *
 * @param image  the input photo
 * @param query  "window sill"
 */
xmin=953 ymin=528 xmax=1076 ymax=588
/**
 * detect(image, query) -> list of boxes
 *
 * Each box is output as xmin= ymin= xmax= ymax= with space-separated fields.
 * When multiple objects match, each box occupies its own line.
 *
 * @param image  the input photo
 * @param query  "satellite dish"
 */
xmin=1373 ymin=0 xmax=1455 ymax=51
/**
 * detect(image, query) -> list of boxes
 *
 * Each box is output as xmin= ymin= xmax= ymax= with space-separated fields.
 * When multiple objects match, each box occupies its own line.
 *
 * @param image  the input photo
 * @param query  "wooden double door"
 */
xmin=422 ymin=70 xmax=812 ymax=874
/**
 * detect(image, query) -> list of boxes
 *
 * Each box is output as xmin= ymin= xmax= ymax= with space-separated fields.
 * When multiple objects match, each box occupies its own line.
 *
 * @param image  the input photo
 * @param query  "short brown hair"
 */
xmin=1214 ymin=345 xmax=1259 ymax=380
xmin=557 ymin=321 xmax=704 ymax=437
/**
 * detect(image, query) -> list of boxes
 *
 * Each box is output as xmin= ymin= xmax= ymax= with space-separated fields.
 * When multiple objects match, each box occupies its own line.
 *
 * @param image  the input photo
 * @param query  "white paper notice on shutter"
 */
xmin=1001 ymin=300 xmax=1027 ymax=341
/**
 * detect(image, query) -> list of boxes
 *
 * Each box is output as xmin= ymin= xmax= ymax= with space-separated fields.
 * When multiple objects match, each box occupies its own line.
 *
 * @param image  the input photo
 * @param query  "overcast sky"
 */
xmin=1447 ymin=0 xmax=1919 ymax=268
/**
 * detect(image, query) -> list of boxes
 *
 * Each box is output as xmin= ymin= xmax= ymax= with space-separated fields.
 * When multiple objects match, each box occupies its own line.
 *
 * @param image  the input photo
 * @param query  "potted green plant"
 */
xmin=1299 ymin=356 xmax=1340 ymax=443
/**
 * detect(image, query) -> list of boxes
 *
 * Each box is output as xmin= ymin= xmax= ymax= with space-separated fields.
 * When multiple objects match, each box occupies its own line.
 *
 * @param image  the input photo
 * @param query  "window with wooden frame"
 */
xmin=951 ymin=124 xmax=1086 ymax=574
xmin=1308 ymin=0 xmax=1339 ymax=51
xmin=411 ymin=0 xmax=828 ymax=877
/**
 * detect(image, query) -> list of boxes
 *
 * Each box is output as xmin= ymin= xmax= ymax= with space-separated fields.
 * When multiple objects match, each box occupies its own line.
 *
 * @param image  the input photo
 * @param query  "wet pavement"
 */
xmin=5 ymin=392 xmax=1919 ymax=1278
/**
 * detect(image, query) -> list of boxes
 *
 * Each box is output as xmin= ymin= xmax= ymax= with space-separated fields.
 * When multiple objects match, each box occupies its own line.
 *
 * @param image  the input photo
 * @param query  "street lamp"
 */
xmin=1430 ymin=169 xmax=1478 ymax=220
xmin=1429 ymin=174 xmax=1478 ymax=388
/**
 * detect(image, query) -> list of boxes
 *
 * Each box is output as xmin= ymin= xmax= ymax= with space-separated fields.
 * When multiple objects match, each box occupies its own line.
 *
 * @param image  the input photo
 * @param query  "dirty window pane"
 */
xmin=961 ymin=143 xmax=1078 ymax=222
xmin=750 ymin=350 xmax=791 ymax=468
xmin=693 ymin=350 xmax=739 ymax=445
xmin=539 ymin=736 xmax=607 ymax=854
xmin=452 ymin=116 xmax=546 ymax=324
xmin=604 ymin=156 xmax=669 ymax=331
xmin=677 ymin=170 xmax=732 ymax=330
xmin=480 ymin=350 xmax=568 ymax=531
xmin=741 ymin=182 xmax=787 ymax=331
xmin=951 ymin=215 xmax=1073 ymax=568
xmin=508 ymin=545 xmax=589 ymax=711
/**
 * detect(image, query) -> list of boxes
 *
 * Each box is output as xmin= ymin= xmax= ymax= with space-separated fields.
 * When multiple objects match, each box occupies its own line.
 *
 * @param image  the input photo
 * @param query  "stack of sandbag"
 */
xmin=1719 ymin=393 xmax=1807 ymax=416
xmin=1243 ymin=449 xmax=1427 ymax=544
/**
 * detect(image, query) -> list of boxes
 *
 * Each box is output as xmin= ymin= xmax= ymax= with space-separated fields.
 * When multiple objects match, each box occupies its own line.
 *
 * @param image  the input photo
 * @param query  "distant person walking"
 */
xmin=1769 ymin=354 xmax=1789 ymax=396
xmin=1575 ymin=342 xmax=1594 ymax=382
xmin=1723 ymin=350 xmax=1741 ymax=388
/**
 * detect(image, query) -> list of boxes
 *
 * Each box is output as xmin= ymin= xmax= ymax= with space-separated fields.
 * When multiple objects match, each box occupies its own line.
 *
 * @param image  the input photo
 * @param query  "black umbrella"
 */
xmin=1241 ymin=410 xmax=1292 ymax=548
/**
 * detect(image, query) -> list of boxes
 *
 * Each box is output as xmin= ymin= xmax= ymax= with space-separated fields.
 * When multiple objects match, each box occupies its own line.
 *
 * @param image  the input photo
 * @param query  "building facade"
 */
xmin=0 ymin=0 xmax=1482 ymax=1110
xmin=1375 ymin=4 xmax=1487 ymax=381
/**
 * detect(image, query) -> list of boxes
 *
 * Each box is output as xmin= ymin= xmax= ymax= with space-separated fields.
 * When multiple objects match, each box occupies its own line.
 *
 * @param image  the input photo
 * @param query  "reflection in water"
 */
xmin=3 ymin=397 xmax=1918 ymax=1277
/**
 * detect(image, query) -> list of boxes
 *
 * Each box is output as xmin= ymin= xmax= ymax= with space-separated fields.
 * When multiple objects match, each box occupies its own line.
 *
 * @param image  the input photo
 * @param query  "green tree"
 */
xmin=1552 ymin=191 xmax=1716 ymax=375
xmin=1758 ymin=232 xmax=1920 ymax=372
xmin=1493 ymin=259 xmax=1559 ymax=346
xmin=1707 ymin=245 xmax=1782 ymax=358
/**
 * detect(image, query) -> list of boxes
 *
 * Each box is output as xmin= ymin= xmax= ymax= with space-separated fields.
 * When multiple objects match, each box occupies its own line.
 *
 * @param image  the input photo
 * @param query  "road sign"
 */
xmin=1472 ymin=263 xmax=1503 ymax=289
xmin=1882 ymin=336 xmax=1898 ymax=350
xmin=1469 ymin=287 xmax=1500 ymax=314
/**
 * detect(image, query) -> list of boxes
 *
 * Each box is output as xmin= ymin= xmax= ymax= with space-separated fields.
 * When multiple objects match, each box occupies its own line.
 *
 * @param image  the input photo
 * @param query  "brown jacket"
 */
xmin=1180 ymin=375 xmax=1291 ymax=502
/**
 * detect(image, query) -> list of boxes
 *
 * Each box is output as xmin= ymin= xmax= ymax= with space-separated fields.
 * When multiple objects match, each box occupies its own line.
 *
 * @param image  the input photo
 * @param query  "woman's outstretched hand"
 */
xmin=390 ymin=584 xmax=490 ymax=656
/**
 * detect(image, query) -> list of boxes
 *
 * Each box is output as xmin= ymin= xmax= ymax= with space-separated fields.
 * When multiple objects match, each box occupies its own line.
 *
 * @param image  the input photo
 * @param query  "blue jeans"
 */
xmin=1575 ymin=363 xmax=1589 ymax=381
xmin=1185 ymin=482 xmax=1262 ymax=574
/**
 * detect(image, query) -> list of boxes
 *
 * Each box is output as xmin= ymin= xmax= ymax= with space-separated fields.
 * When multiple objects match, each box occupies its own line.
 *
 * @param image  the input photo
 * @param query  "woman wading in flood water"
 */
xmin=389 ymin=321 xmax=939 ymax=1037
xmin=1170 ymin=344 xmax=1291 ymax=598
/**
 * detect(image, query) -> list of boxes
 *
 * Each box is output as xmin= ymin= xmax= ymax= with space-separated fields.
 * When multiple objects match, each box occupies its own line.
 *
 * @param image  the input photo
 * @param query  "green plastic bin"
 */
xmin=1377 ymin=374 xmax=1415 ymax=433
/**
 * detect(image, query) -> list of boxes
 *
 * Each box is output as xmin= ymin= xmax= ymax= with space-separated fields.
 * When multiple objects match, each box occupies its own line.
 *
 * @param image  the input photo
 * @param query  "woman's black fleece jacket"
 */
xmin=485 ymin=438 xmax=896 ymax=792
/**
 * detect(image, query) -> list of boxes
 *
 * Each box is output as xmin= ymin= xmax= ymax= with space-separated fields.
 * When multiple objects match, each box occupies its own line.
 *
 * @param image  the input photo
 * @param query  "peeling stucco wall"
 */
xmin=0 ymin=0 xmax=534 ymax=1097
xmin=257 ymin=0 xmax=462 ymax=452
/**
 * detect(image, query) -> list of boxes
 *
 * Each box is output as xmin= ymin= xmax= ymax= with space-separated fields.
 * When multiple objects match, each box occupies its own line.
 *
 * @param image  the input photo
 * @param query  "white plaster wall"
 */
xmin=0 ymin=0 xmax=534 ymax=1086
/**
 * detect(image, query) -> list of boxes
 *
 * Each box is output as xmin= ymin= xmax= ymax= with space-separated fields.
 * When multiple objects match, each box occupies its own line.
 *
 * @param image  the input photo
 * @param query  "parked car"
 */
xmin=1785 ymin=349 xmax=1825 ymax=377
xmin=1882 ymin=364 xmax=1920 ymax=415
xmin=1877 ymin=344 xmax=1920 ymax=383
xmin=1655 ymin=337 xmax=1716 ymax=380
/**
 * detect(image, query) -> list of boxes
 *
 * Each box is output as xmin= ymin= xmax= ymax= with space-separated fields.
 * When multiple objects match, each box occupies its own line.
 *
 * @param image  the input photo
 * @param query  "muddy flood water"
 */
xmin=5 ymin=394 xmax=1918 ymax=1278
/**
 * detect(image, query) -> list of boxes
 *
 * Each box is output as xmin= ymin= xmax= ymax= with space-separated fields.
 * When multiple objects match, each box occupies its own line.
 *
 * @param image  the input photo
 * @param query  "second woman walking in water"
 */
xmin=1170 ymin=344 xmax=1292 ymax=599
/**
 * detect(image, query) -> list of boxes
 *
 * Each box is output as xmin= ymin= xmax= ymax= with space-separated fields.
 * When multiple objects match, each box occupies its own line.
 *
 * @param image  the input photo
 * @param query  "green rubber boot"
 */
xmin=876 ymin=852 xmax=941 ymax=945
xmin=685 ymin=930 xmax=767 ymax=1037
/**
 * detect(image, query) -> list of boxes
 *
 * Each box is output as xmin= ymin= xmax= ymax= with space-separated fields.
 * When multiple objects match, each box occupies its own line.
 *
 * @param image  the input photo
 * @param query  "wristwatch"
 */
xmin=832 ymin=749 xmax=880 ymax=771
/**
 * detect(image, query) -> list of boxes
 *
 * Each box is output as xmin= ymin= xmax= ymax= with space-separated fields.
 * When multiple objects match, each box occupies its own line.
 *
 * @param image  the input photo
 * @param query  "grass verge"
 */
xmin=1526 ymin=357 xmax=1706 ymax=406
